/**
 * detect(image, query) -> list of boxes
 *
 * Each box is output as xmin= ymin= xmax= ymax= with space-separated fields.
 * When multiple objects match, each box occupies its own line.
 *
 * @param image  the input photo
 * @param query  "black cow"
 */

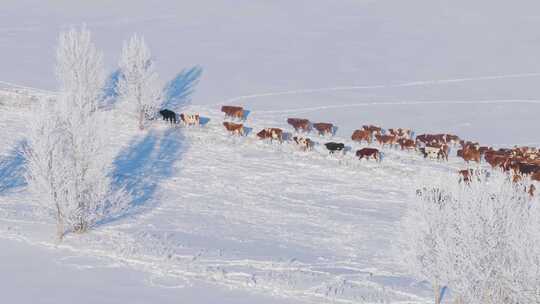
xmin=159 ymin=109 xmax=177 ymax=124
xmin=325 ymin=142 xmax=345 ymax=154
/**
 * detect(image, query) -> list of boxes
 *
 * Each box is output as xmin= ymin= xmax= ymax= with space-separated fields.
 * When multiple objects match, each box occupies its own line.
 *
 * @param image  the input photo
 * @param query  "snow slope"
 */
xmin=1 ymin=0 xmax=540 ymax=303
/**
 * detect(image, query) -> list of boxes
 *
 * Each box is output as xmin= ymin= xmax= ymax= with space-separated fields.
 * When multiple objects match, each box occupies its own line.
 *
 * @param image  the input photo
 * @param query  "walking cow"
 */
xmin=159 ymin=109 xmax=177 ymax=124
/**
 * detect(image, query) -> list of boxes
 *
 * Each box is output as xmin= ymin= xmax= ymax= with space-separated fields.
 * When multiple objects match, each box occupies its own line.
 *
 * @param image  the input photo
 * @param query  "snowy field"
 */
xmin=1 ymin=0 xmax=540 ymax=303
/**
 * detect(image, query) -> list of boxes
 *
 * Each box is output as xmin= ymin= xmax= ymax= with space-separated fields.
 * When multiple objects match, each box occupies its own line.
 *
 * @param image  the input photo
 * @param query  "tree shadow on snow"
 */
xmin=161 ymin=66 xmax=203 ymax=111
xmin=109 ymin=128 xmax=186 ymax=221
xmin=0 ymin=141 xmax=27 ymax=195
xmin=100 ymin=69 xmax=121 ymax=109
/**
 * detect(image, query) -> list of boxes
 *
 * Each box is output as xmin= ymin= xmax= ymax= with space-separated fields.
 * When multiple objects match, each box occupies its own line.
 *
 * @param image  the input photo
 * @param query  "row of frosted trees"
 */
xmin=24 ymin=26 xmax=161 ymax=241
xmin=400 ymin=173 xmax=540 ymax=304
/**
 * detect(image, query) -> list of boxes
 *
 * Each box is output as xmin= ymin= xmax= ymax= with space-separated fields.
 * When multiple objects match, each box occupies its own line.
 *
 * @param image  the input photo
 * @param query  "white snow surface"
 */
xmin=1 ymin=0 xmax=540 ymax=303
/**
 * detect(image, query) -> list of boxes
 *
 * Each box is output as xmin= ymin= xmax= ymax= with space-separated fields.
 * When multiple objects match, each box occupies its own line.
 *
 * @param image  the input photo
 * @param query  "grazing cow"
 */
xmin=356 ymin=148 xmax=380 ymax=161
xmin=222 ymin=122 xmax=244 ymax=136
xmin=388 ymin=128 xmax=413 ymax=139
xmin=257 ymin=128 xmax=283 ymax=142
xmin=221 ymin=106 xmax=244 ymax=120
xmin=375 ymin=134 xmax=398 ymax=148
xmin=313 ymin=123 xmax=334 ymax=136
xmin=529 ymin=184 xmax=536 ymax=197
xmin=325 ymin=142 xmax=345 ymax=154
xmin=351 ymin=129 xmax=372 ymax=144
xmin=287 ymin=118 xmax=311 ymax=132
xmin=159 ymin=109 xmax=177 ymax=124
xmin=398 ymin=138 xmax=416 ymax=151
xmin=458 ymin=147 xmax=481 ymax=163
xmin=293 ymin=136 xmax=314 ymax=151
xmin=179 ymin=113 xmax=200 ymax=126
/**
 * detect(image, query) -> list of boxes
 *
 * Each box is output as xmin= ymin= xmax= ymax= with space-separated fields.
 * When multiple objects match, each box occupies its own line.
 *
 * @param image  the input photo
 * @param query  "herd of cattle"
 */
xmin=158 ymin=105 xmax=540 ymax=195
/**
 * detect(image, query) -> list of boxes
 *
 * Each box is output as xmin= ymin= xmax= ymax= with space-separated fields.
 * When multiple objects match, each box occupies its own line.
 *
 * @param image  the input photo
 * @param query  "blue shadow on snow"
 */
xmin=0 ymin=141 xmax=27 ymax=194
xmin=111 ymin=128 xmax=186 ymax=218
xmin=161 ymin=66 xmax=203 ymax=110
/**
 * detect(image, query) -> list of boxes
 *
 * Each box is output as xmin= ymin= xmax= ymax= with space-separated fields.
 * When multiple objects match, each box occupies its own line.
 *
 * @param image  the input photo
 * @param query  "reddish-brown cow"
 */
xmin=362 ymin=125 xmax=383 ymax=136
xmin=313 ymin=123 xmax=334 ymax=135
xmin=375 ymin=134 xmax=398 ymax=148
xmin=221 ymin=106 xmax=244 ymax=120
xmin=458 ymin=147 xmax=481 ymax=163
xmin=222 ymin=122 xmax=244 ymax=135
xmin=356 ymin=148 xmax=381 ymax=161
xmin=287 ymin=118 xmax=311 ymax=132
xmin=351 ymin=129 xmax=372 ymax=144
xmin=398 ymin=138 xmax=416 ymax=151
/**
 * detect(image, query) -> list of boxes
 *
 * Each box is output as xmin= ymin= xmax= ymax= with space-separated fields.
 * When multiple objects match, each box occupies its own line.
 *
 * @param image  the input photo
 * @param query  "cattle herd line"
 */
xmin=158 ymin=105 xmax=540 ymax=196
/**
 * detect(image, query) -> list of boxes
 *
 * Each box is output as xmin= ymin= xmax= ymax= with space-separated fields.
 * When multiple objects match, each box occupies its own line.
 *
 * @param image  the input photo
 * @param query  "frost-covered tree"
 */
xmin=24 ymin=26 xmax=129 ymax=241
xmin=116 ymin=34 xmax=161 ymax=130
xmin=400 ymin=172 xmax=540 ymax=304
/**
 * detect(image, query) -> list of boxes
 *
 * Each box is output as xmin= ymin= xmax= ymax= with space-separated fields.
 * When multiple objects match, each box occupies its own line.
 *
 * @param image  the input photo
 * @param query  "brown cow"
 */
xmin=375 ymin=134 xmax=398 ymax=148
xmin=362 ymin=125 xmax=383 ymax=136
xmin=287 ymin=118 xmax=311 ymax=132
xmin=484 ymin=151 xmax=510 ymax=169
xmin=532 ymin=171 xmax=540 ymax=182
xmin=356 ymin=148 xmax=381 ymax=161
xmin=458 ymin=147 xmax=481 ymax=163
xmin=388 ymin=128 xmax=413 ymax=139
xmin=222 ymin=122 xmax=244 ymax=136
xmin=351 ymin=129 xmax=372 ymax=144
xmin=460 ymin=140 xmax=480 ymax=150
xmin=257 ymin=128 xmax=283 ymax=142
xmin=293 ymin=136 xmax=314 ymax=151
xmin=398 ymin=138 xmax=416 ymax=151
xmin=221 ymin=106 xmax=244 ymax=120
xmin=416 ymin=134 xmax=446 ymax=146
xmin=313 ymin=123 xmax=334 ymax=136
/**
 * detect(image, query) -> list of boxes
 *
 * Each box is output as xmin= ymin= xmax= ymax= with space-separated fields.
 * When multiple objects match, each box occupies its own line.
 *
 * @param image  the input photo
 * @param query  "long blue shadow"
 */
xmin=110 ymin=128 xmax=186 ymax=219
xmin=161 ymin=66 xmax=203 ymax=110
xmin=0 ymin=141 xmax=27 ymax=194
xmin=101 ymin=69 xmax=121 ymax=109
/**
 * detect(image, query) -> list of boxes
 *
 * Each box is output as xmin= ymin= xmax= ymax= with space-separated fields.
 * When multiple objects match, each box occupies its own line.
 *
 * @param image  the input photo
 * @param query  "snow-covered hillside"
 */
xmin=1 ymin=0 xmax=540 ymax=303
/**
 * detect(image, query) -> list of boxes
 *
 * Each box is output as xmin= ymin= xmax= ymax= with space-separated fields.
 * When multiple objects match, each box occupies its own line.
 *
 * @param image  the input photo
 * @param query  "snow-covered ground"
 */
xmin=1 ymin=0 xmax=540 ymax=303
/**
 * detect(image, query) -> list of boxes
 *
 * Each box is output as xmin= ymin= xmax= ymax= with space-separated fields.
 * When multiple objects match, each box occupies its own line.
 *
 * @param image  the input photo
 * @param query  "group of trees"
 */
xmin=401 ymin=172 xmax=540 ymax=304
xmin=23 ymin=26 xmax=161 ymax=241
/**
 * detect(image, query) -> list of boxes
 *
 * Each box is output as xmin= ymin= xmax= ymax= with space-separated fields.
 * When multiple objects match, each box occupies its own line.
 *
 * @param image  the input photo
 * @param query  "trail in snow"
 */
xmin=254 ymin=99 xmax=540 ymax=115
xmin=221 ymin=72 xmax=540 ymax=105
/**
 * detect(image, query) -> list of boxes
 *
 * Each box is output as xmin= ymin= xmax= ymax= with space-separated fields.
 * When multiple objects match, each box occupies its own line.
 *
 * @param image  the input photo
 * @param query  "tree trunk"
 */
xmin=56 ymin=204 xmax=64 ymax=242
xmin=139 ymin=109 xmax=144 ymax=130
xmin=434 ymin=284 xmax=441 ymax=304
